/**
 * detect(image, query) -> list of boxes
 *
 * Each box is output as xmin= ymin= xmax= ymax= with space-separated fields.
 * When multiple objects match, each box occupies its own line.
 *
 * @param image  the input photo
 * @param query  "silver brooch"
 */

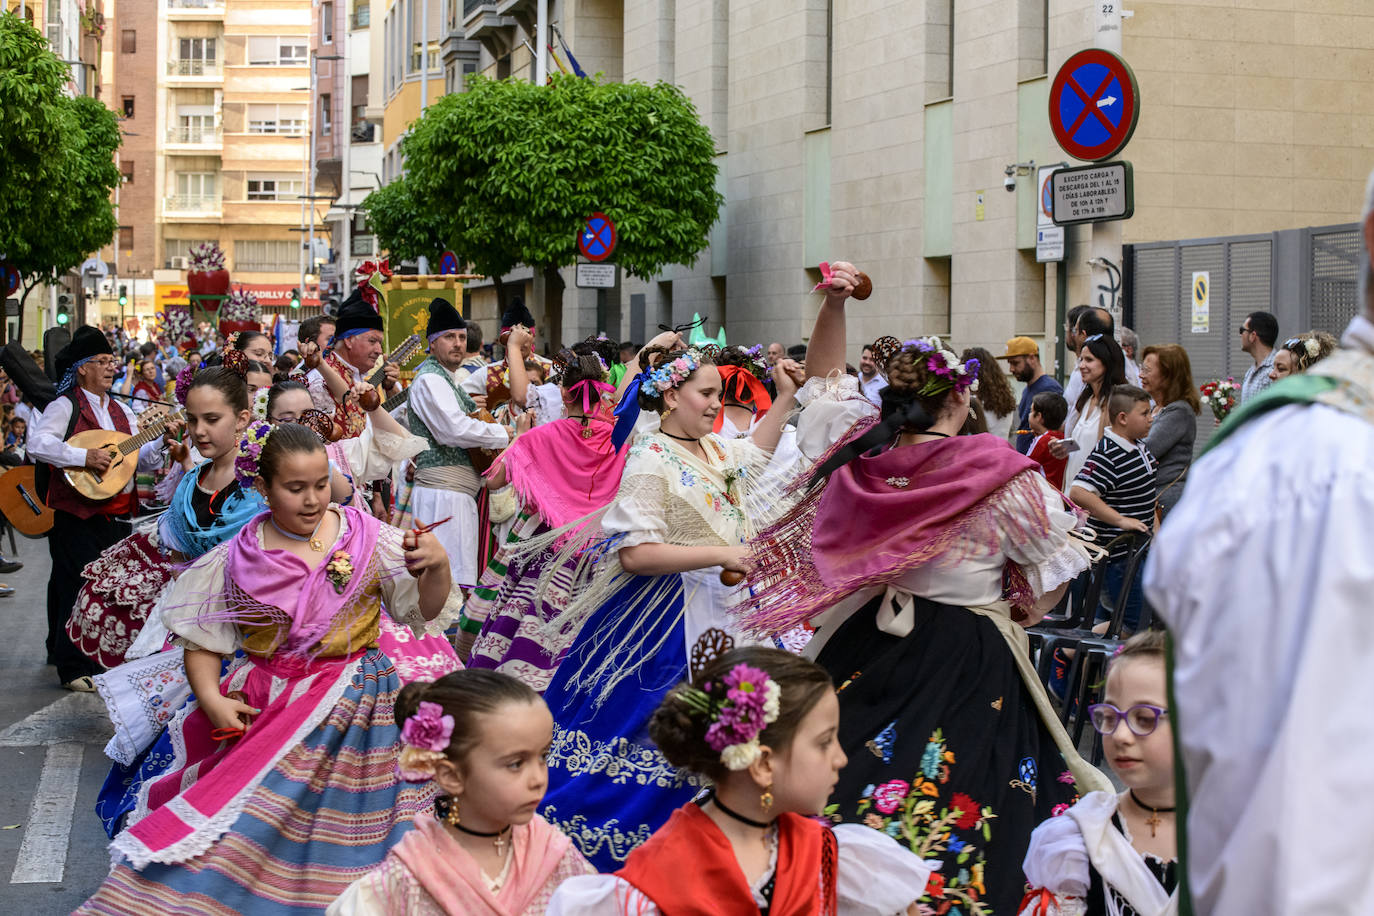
xmin=885 ymin=476 xmax=910 ymax=488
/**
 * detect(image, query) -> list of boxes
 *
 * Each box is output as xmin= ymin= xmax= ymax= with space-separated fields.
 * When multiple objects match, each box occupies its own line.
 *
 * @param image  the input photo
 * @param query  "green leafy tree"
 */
xmin=360 ymin=173 xmax=448 ymax=265
xmin=364 ymin=74 xmax=722 ymax=346
xmin=0 ymin=14 xmax=121 ymax=344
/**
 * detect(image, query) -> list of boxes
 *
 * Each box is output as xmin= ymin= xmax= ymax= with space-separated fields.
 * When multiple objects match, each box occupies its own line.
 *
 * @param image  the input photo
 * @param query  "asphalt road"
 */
xmin=0 ymin=534 xmax=112 ymax=912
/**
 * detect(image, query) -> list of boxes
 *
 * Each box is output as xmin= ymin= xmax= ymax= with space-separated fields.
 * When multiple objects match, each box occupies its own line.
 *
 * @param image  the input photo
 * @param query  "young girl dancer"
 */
xmin=78 ymin=423 xmax=452 ymax=914
xmin=1020 ymin=631 xmax=1178 ymax=916
xmin=549 ymin=646 xmax=932 ymax=915
xmin=459 ymin=340 xmax=628 ymax=688
xmin=532 ymin=346 xmax=802 ymax=870
xmin=328 ymin=670 xmax=595 ymax=914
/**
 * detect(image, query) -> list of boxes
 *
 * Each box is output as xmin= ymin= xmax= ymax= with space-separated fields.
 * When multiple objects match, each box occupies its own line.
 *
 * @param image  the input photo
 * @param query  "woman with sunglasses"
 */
xmin=1021 ymin=630 xmax=1178 ymax=916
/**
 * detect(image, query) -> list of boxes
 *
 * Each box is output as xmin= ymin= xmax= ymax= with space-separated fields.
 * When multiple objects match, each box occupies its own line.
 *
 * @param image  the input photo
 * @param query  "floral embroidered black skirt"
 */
xmin=816 ymin=593 xmax=1080 ymax=916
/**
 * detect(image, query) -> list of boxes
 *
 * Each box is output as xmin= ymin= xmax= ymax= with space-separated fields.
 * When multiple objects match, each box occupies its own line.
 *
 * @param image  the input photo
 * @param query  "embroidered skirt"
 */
xmin=79 ymin=648 xmax=436 ymax=914
xmin=816 ymin=594 xmax=1081 ymax=916
xmin=68 ymin=531 xmax=176 ymax=670
xmin=466 ymin=513 xmax=582 ymax=692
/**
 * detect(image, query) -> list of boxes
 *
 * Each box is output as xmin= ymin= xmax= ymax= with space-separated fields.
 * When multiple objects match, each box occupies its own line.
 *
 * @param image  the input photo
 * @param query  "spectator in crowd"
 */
xmin=120 ymin=357 xmax=164 ymax=411
xmin=1000 ymin=336 xmax=1063 ymax=454
xmin=618 ymin=341 xmax=637 ymax=366
xmin=1139 ymin=344 xmax=1201 ymax=521
xmin=2 ymin=416 xmax=27 ymax=465
xmin=1027 ymin=391 xmax=1069 ymax=490
xmin=1238 ymin=310 xmax=1278 ymax=403
xmin=1061 ymin=304 xmax=1094 ymax=410
xmin=1053 ymin=332 xmax=1127 ymax=486
xmin=1070 ymin=384 xmax=1157 ymax=633
xmin=963 ymin=346 xmax=1016 ymax=440
xmin=1270 ymin=331 xmax=1338 ymax=380
xmin=462 ymin=320 xmax=487 ymax=375
xmin=766 ymin=341 xmax=784 ymax=366
xmin=298 ymin=314 xmax=337 ymax=354
xmin=1120 ymin=326 xmax=1141 ymax=381
xmin=858 ymin=343 xmax=887 ymax=404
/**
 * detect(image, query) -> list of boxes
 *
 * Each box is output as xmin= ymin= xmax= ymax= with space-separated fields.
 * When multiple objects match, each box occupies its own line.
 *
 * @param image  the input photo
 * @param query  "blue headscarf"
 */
xmin=56 ymin=356 xmax=94 ymax=395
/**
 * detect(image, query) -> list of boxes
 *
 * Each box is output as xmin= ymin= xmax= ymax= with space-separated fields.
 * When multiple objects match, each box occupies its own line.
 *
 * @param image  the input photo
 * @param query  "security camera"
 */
xmin=1004 ymin=175 xmax=1016 ymax=192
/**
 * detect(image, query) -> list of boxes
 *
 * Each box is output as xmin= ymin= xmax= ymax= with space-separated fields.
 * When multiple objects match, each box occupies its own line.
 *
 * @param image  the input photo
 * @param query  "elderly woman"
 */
xmin=1270 ymin=331 xmax=1338 ymax=381
xmin=1138 ymin=344 xmax=1200 ymax=520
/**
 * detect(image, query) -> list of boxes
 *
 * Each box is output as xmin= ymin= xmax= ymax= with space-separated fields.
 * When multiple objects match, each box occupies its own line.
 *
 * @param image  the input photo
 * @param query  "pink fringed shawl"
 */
xmin=740 ymin=430 xmax=1052 ymax=635
xmin=495 ymin=402 xmax=625 ymax=529
xmin=390 ymin=814 xmax=576 ymax=916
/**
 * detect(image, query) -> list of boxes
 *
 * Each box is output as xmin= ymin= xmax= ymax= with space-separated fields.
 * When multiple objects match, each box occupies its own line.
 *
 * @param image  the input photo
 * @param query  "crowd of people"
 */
xmin=7 ymin=211 xmax=1360 ymax=915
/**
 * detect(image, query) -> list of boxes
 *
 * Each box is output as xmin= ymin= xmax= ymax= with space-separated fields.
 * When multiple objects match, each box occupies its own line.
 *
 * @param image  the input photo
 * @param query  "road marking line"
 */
xmin=10 ymin=741 xmax=83 ymax=884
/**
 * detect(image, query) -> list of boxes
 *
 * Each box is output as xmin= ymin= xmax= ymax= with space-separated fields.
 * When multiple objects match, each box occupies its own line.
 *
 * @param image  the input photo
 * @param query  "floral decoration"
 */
xmin=356 ymin=259 xmax=393 ymax=308
xmin=220 ymin=288 xmax=261 ymax=324
xmin=174 ymin=361 xmax=200 ymax=406
xmin=1199 ymin=377 xmax=1239 ymax=422
xmin=899 ymin=337 xmax=980 ymax=399
xmin=325 ymin=550 xmax=353 ymax=594
xmin=188 ymin=243 xmax=226 ymax=272
xmin=235 ymin=420 xmax=273 ymax=484
xmin=673 ymin=662 xmax=781 ymax=771
xmin=396 ymin=700 xmax=454 ymax=782
xmin=639 ymin=349 xmax=705 ymax=399
xmin=162 ymin=306 xmax=194 ymax=344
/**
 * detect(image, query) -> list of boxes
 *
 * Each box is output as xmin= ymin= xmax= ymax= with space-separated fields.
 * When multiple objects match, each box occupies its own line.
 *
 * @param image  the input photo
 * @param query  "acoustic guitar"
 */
xmin=62 ymin=408 xmax=183 ymax=502
xmin=0 ymin=466 xmax=54 ymax=537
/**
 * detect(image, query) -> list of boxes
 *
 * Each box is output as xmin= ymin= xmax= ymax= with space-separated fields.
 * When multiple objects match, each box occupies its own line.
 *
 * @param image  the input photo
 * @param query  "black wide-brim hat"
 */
xmin=500 ymin=296 xmax=536 ymax=332
xmin=333 ymin=288 xmax=385 ymax=339
xmin=425 ymin=297 xmax=464 ymax=339
xmin=55 ymin=325 xmax=114 ymax=378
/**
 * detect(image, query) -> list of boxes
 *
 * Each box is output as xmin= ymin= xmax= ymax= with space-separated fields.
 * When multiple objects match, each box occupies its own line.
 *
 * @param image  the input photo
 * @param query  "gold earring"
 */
xmin=662 ymin=405 xmax=675 ymax=417
xmin=445 ymin=796 xmax=461 ymax=827
xmin=760 ymin=785 xmax=774 ymax=813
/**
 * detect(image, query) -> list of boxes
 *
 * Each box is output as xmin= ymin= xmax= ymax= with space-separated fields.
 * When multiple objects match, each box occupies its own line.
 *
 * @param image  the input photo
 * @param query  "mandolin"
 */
xmin=0 ymin=466 xmax=54 ymax=537
xmin=366 ymin=335 xmax=423 ymax=388
xmin=62 ymin=409 xmax=183 ymax=502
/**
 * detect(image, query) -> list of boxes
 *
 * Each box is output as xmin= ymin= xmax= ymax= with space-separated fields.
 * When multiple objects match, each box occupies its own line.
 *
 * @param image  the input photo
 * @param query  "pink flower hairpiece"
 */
xmin=396 ymin=700 xmax=455 ymax=783
xmin=674 ymin=663 xmax=781 ymax=771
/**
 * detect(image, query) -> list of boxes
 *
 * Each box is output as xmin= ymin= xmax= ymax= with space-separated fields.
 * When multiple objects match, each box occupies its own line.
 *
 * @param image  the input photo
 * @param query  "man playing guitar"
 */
xmin=305 ymin=289 xmax=402 ymax=439
xmin=28 ymin=326 xmax=178 ymax=691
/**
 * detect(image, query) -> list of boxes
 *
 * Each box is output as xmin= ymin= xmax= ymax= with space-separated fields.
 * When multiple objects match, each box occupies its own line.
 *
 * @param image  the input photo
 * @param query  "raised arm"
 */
xmin=804 ymin=260 xmax=860 ymax=381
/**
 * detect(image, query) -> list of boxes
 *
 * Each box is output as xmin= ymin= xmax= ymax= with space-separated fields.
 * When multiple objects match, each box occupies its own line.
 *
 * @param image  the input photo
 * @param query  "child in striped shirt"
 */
xmin=1070 ymin=385 xmax=1157 ymax=632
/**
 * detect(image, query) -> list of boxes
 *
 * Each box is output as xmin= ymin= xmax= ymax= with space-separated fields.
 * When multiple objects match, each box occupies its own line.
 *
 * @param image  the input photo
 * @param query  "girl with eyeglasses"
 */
xmin=1020 ymin=630 xmax=1178 ymax=915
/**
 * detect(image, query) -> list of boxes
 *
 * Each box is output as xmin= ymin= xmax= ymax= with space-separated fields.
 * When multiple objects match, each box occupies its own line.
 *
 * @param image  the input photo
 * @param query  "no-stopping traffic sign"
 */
xmin=577 ymin=212 xmax=617 ymax=263
xmin=1049 ymin=49 xmax=1140 ymax=162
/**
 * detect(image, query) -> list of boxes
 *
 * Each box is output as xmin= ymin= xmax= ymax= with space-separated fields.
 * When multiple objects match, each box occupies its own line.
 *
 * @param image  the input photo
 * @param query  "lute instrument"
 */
xmin=62 ymin=407 xmax=183 ymax=502
xmin=0 ymin=465 xmax=54 ymax=537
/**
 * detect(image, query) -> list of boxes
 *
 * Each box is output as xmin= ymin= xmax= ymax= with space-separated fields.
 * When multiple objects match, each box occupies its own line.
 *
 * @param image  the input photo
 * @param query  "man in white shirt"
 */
xmin=306 ymin=291 xmax=401 ymax=439
xmin=1143 ymin=170 xmax=1374 ymax=915
xmin=29 ymin=326 xmax=170 ymax=691
xmin=858 ymin=343 xmax=887 ymax=404
xmin=407 ymin=298 xmax=509 ymax=589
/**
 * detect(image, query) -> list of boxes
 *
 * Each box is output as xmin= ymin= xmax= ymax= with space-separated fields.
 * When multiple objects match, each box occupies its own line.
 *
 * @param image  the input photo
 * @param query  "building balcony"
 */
xmin=166 ymin=126 xmax=223 ymax=149
xmin=166 ymin=59 xmax=222 ymax=85
xmin=462 ymin=0 xmax=518 ymax=56
xmin=166 ymin=0 xmax=224 ymax=19
xmin=163 ymin=194 xmax=222 ymax=218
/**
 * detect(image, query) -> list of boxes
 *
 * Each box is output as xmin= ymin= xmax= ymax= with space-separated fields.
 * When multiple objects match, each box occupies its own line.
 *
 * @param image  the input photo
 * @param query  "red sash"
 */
xmin=616 ymin=804 xmax=837 ymax=916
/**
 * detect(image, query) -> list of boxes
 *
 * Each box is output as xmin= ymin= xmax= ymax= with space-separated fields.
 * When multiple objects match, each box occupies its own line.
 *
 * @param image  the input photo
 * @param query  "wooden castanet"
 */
xmin=852 ymin=271 xmax=873 ymax=300
xmin=0 ymin=466 xmax=54 ymax=537
xmin=719 ymin=569 xmax=746 ymax=587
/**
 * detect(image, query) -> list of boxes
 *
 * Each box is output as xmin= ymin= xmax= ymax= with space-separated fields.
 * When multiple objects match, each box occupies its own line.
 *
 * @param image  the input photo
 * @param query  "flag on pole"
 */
xmin=552 ymin=24 xmax=587 ymax=78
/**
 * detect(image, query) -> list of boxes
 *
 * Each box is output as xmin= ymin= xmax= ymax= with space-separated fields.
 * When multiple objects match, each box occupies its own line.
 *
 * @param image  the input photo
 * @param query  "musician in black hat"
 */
xmin=459 ymin=296 xmax=551 ymax=412
xmin=28 ymin=326 xmax=180 ymax=691
xmin=304 ymin=288 xmax=401 ymax=439
xmin=407 ymin=297 xmax=508 ymax=587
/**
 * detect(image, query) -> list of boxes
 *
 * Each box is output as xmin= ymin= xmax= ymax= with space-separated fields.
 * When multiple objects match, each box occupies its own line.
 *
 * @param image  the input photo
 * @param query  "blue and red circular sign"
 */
xmin=577 ymin=212 xmax=616 ymax=263
xmin=438 ymin=250 xmax=459 ymax=274
xmin=1 ymin=261 xmax=19 ymax=298
xmin=1049 ymin=49 xmax=1139 ymax=162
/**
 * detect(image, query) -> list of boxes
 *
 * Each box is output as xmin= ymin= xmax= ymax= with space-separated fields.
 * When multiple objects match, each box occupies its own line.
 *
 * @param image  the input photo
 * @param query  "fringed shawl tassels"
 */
xmin=740 ymin=433 xmax=1053 ymax=636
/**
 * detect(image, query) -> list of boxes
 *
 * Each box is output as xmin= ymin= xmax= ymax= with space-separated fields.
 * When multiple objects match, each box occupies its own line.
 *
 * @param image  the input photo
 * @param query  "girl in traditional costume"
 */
xmin=548 ymin=646 xmax=933 ymax=915
xmin=535 ymin=344 xmax=803 ymax=871
xmin=738 ymin=294 xmax=1110 ymax=914
xmin=458 ymin=340 xmax=628 ymax=688
xmin=69 ymin=367 xmax=258 ymax=673
xmin=77 ymin=422 xmax=452 ymax=914
xmin=1019 ymin=632 xmax=1177 ymax=916
xmin=328 ymin=670 xmax=595 ymax=915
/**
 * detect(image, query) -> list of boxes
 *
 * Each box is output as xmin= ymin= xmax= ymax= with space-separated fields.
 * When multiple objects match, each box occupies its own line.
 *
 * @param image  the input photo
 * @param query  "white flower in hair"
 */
xmin=1304 ymin=337 xmax=1320 ymax=358
xmin=762 ymin=681 xmax=781 ymax=721
xmin=721 ymin=739 xmax=763 ymax=771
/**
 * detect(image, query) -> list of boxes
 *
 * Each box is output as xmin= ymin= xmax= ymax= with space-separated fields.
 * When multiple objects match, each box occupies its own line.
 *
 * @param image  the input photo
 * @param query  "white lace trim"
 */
xmin=111 ymin=653 xmax=361 ymax=869
xmin=796 ymin=371 xmax=864 ymax=409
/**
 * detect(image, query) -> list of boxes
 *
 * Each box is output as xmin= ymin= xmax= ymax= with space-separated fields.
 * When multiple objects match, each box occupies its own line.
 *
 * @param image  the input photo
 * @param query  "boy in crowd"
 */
xmin=1026 ymin=391 xmax=1069 ymax=490
xmin=1069 ymin=385 xmax=1157 ymax=632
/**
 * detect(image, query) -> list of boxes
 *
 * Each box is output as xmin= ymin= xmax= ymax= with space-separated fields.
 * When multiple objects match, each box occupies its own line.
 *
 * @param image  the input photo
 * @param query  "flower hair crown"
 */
xmin=674 ymin=663 xmax=781 ymax=771
xmin=234 ymin=420 xmax=274 ymax=485
xmin=639 ymin=348 xmax=705 ymax=399
xmin=396 ymin=701 xmax=455 ymax=783
xmin=897 ymin=336 xmax=980 ymax=398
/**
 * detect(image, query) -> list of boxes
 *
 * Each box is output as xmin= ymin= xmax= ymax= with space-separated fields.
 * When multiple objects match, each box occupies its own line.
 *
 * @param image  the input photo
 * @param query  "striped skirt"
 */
xmin=78 ymin=648 xmax=436 ymax=914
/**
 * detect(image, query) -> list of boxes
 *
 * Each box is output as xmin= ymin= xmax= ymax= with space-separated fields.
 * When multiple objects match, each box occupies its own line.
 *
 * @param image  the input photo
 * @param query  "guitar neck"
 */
xmin=119 ymin=415 xmax=173 ymax=455
xmin=382 ymin=388 xmax=410 ymax=412
xmin=366 ymin=336 xmax=421 ymax=386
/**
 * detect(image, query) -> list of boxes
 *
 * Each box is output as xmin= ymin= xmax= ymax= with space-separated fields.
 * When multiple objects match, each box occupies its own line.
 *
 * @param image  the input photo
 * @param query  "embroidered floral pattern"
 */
xmin=542 ymin=804 xmax=654 ymax=865
xmin=628 ymin=434 xmax=747 ymax=530
xmin=546 ymin=723 xmax=706 ymax=789
xmin=850 ymin=729 xmax=993 ymax=915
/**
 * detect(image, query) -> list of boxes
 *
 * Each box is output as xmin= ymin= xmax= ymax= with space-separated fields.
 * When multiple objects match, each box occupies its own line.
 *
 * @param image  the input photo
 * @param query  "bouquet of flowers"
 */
xmin=220 ymin=288 xmax=260 ymax=323
xmin=162 ymin=306 xmax=193 ymax=344
xmin=1200 ymin=377 xmax=1240 ymax=423
xmin=188 ymin=243 xmax=226 ymax=272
